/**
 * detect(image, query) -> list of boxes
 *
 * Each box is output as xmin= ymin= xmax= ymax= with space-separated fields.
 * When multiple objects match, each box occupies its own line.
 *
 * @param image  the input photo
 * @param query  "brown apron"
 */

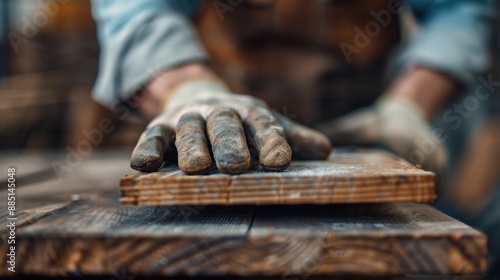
xmin=195 ymin=0 xmax=401 ymax=125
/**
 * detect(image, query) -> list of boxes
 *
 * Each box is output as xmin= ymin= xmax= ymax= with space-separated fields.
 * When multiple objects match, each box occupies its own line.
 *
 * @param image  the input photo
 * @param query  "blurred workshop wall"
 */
xmin=0 ymin=0 xmax=144 ymax=150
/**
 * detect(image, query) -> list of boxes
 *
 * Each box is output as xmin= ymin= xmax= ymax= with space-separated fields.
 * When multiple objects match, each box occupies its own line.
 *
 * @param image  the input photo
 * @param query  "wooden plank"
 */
xmin=0 ymin=193 xmax=254 ymax=276
xmin=248 ymin=203 xmax=487 ymax=276
xmin=0 ymin=200 xmax=486 ymax=277
xmin=120 ymin=150 xmax=436 ymax=205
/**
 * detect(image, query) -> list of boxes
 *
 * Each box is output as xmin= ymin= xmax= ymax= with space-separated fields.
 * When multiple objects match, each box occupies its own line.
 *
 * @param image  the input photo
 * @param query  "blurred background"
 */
xmin=0 ymin=0 xmax=144 ymax=151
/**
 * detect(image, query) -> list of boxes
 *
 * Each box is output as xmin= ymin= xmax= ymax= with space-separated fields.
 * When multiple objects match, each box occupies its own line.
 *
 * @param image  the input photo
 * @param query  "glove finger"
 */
xmin=276 ymin=114 xmax=331 ymax=160
xmin=245 ymin=108 xmax=292 ymax=171
xmin=315 ymin=109 xmax=381 ymax=146
xmin=207 ymin=108 xmax=251 ymax=174
xmin=175 ymin=113 xmax=212 ymax=174
xmin=130 ymin=123 xmax=175 ymax=172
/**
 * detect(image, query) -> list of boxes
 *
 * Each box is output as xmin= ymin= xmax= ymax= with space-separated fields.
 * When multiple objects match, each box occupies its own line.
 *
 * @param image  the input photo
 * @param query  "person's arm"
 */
xmin=390 ymin=0 xmax=492 ymax=119
xmin=317 ymin=0 xmax=492 ymax=182
xmin=91 ymin=0 xmax=207 ymax=108
xmin=388 ymin=66 xmax=457 ymax=121
xmin=91 ymin=0 xmax=332 ymax=174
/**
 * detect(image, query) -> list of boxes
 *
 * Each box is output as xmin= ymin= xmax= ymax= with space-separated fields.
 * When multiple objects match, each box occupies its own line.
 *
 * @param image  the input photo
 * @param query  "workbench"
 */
xmin=0 ymin=150 xmax=487 ymax=279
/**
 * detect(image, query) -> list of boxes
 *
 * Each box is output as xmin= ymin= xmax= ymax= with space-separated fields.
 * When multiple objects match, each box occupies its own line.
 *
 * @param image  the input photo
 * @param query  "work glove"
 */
xmin=316 ymin=95 xmax=447 ymax=184
xmin=131 ymin=79 xmax=331 ymax=174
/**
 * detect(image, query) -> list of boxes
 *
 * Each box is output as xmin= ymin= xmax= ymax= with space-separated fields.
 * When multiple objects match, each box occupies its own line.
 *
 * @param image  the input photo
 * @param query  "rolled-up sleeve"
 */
xmin=400 ymin=0 xmax=492 ymax=88
xmin=91 ymin=0 xmax=206 ymax=107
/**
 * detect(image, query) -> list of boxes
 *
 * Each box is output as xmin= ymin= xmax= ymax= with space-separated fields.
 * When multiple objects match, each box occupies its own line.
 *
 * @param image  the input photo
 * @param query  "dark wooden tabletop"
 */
xmin=0 ymin=150 xmax=488 ymax=278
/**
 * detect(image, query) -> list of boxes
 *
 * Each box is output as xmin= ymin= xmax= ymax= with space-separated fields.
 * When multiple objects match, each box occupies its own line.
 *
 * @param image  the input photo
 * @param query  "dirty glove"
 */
xmin=131 ymin=79 xmax=331 ymax=174
xmin=316 ymin=95 xmax=447 ymax=182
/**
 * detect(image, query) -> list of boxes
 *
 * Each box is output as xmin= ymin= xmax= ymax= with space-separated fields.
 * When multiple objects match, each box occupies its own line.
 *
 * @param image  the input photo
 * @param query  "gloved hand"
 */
xmin=316 ymin=95 xmax=447 ymax=183
xmin=131 ymin=79 xmax=331 ymax=174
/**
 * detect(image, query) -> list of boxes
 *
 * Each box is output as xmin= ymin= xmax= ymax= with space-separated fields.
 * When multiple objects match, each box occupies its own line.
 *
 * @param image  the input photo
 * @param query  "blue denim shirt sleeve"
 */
xmin=90 ymin=0 xmax=205 ymax=107
xmin=91 ymin=0 xmax=492 ymax=106
xmin=401 ymin=0 xmax=492 ymax=88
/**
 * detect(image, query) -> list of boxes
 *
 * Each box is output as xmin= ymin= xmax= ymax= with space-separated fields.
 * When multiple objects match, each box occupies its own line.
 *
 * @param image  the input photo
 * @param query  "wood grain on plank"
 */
xmin=120 ymin=150 xmax=436 ymax=205
xmin=0 ymin=200 xmax=486 ymax=277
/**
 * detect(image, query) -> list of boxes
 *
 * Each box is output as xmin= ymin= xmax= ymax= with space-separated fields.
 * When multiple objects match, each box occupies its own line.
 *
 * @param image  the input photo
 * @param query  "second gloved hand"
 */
xmin=131 ymin=79 xmax=332 ymax=174
xmin=316 ymin=96 xmax=447 ymax=183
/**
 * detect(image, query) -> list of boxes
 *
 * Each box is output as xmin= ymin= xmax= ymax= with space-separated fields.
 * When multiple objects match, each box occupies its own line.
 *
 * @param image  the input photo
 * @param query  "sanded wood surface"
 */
xmin=120 ymin=150 xmax=436 ymax=205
